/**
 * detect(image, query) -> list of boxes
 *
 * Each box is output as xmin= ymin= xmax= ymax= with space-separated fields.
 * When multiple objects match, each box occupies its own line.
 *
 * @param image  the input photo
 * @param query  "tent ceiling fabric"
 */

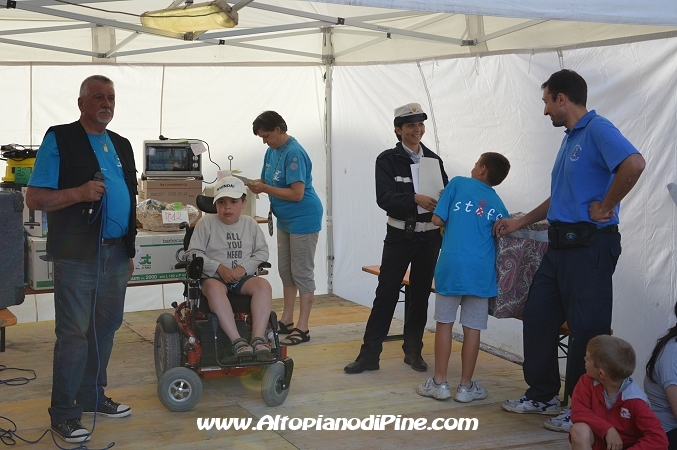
xmin=316 ymin=0 xmax=677 ymax=27
xmin=2 ymin=0 xmax=676 ymax=65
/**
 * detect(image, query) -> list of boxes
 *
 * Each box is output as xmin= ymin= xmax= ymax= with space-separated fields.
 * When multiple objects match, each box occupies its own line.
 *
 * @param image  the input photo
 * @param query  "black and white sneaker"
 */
xmin=51 ymin=418 xmax=90 ymax=443
xmin=83 ymin=397 xmax=132 ymax=418
xmin=501 ymin=395 xmax=561 ymax=415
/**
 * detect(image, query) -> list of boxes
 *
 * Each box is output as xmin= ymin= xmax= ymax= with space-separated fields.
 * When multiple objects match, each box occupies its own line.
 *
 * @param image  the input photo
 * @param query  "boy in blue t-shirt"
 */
xmin=417 ymin=152 xmax=510 ymax=402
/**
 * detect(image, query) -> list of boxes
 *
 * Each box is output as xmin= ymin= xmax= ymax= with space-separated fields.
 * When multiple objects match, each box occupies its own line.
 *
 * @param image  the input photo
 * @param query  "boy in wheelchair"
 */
xmin=187 ymin=175 xmax=273 ymax=357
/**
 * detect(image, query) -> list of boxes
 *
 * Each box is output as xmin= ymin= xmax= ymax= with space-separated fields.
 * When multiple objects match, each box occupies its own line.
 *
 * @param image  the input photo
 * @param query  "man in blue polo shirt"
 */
xmin=494 ymin=69 xmax=645 ymax=432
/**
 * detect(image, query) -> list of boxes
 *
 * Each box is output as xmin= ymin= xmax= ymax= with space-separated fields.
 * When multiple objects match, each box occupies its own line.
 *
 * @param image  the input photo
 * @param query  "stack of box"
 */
xmin=138 ymin=178 xmax=203 ymax=210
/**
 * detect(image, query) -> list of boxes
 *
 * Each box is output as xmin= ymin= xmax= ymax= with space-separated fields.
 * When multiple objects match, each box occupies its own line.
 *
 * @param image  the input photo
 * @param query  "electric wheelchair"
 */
xmin=153 ymin=195 xmax=293 ymax=411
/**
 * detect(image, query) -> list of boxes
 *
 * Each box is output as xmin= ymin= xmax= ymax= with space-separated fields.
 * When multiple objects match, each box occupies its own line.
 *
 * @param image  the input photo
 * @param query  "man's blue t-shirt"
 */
xmin=433 ymin=176 xmax=508 ymax=298
xmin=548 ymin=110 xmax=640 ymax=225
xmin=28 ymin=131 xmax=130 ymax=238
xmin=261 ymin=136 xmax=323 ymax=234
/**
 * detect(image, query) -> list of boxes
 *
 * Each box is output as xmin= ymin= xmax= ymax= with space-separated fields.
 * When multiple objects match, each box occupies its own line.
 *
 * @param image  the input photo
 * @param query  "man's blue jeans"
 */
xmin=49 ymin=242 xmax=129 ymax=425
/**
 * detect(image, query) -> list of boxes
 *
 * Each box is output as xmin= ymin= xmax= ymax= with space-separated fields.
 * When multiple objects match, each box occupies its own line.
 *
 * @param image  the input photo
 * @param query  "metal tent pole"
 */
xmin=322 ymin=27 xmax=335 ymax=294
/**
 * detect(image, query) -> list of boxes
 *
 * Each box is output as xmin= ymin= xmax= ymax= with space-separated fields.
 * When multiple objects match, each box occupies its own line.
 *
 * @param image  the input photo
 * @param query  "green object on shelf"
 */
xmin=14 ymin=167 xmax=32 ymax=184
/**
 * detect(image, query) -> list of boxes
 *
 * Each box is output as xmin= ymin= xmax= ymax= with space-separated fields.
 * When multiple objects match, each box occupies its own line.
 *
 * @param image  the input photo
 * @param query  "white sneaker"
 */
xmin=416 ymin=377 xmax=452 ymax=400
xmin=454 ymin=381 xmax=488 ymax=403
xmin=543 ymin=409 xmax=572 ymax=432
xmin=501 ymin=395 xmax=561 ymax=415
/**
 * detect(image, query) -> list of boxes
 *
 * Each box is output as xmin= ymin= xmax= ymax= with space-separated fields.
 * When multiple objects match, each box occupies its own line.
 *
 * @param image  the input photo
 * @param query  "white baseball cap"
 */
xmin=393 ymin=102 xmax=428 ymax=126
xmin=213 ymin=176 xmax=246 ymax=203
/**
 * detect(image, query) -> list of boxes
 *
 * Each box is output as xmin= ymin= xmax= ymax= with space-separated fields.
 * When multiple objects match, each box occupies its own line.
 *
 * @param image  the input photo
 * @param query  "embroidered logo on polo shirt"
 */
xmin=620 ymin=407 xmax=631 ymax=419
xmin=570 ymin=145 xmax=582 ymax=162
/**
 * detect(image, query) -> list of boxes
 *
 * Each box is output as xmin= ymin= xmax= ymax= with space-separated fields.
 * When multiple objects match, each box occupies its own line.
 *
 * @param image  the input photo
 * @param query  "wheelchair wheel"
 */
xmin=154 ymin=316 xmax=181 ymax=379
xmin=157 ymin=367 xmax=202 ymax=412
xmin=250 ymin=366 xmax=266 ymax=380
xmin=261 ymin=362 xmax=289 ymax=406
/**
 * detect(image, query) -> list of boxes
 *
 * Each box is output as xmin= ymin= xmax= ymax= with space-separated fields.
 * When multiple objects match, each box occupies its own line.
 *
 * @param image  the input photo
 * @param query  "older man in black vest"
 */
xmin=26 ymin=75 xmax=137 ymax=444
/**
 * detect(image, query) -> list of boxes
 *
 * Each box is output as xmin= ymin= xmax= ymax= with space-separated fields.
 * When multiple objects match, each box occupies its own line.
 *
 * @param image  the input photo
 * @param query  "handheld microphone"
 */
xmin=88 ymin=172 xmax=106 ymax=219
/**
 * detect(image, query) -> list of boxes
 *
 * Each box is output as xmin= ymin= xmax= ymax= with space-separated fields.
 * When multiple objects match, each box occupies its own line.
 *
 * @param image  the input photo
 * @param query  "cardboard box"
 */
xmin=27 ymin=232 xmax=189 ymax=288
xmin=130 ymin=230 xmax=188 ymax=284
xmin=138 ymin=178 xmax=203 ymax=211
xmin=26 ymin=236 xmax=53 ymax=290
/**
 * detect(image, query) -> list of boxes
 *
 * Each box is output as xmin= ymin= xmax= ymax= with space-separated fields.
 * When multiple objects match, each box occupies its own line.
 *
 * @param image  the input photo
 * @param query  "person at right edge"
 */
xmin=345 ymin=102 xmax=448 ymax=374
xmin=496 ymin=69 xmax=646 ymax=433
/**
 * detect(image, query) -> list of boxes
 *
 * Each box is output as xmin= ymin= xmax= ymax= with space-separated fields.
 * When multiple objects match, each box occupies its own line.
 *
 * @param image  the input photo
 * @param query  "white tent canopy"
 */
xmin=2 ymin=1 xmax=677 ymax=385
xmin=1 ymin=1 xmax=676 ymax=64
xmin=318 ymin=0 xmax=677 ymax=26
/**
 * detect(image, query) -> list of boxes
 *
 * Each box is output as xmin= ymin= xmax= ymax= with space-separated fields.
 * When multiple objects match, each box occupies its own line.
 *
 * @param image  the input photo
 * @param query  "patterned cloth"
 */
xmin=489 ymin=213 xmax=549 ymax=319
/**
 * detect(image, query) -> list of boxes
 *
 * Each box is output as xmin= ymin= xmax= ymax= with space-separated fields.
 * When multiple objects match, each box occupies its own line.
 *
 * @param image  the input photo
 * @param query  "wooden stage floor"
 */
xmin=0 ymin=294 xmax=570 ymax=449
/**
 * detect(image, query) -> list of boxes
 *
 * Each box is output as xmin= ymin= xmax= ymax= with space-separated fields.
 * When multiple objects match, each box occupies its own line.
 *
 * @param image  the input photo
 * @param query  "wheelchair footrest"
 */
xmin=218 ymin=353 xmax=273 ymax=365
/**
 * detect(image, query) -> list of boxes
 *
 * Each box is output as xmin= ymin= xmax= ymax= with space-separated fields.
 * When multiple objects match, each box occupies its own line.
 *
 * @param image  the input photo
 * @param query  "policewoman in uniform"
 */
xmin=345 ymin=103 xmax=449 ymax=374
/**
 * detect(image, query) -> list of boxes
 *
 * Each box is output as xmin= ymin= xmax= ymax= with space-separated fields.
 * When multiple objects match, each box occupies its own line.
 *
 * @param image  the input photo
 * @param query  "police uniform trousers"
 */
xmin=358 ymin=226 xmax=441 ymax=362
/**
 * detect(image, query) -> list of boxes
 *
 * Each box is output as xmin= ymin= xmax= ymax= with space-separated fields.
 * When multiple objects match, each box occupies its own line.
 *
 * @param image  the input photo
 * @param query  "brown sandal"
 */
xmin=231 ymin=337 xmax=253 ymax=356
xmin=250 ymin=336 xmax=272 ymax=355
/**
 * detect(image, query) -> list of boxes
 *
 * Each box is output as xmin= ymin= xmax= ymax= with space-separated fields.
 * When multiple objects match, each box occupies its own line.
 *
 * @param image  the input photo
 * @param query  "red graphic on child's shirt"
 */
xmin=475 ymin=200 xmax=487 ymax=217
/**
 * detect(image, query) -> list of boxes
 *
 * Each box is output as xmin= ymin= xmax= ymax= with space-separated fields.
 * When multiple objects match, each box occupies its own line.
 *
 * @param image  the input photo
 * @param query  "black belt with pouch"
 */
xmin=548 ymin=222 xmax=618 ymax=249
xmin=404 ymin=216 xmax=416 ymax=239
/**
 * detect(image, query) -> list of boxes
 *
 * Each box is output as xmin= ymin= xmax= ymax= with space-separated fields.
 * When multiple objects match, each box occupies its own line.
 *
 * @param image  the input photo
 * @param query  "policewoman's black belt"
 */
xmin=387 ymin=217 xmax=438 ymax=232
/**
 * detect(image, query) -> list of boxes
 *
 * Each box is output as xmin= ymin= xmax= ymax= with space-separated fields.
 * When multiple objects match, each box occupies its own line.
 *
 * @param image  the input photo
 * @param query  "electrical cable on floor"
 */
xmin=0 ymin=365 xmax=36 ymax=386
xmin=0 ymin=414 xmax=115 ymax=449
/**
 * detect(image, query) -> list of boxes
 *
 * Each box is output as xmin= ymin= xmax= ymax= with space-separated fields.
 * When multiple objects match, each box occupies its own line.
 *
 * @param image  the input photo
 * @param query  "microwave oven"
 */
xmin=142 ymin=140 xmax=202 ymax=180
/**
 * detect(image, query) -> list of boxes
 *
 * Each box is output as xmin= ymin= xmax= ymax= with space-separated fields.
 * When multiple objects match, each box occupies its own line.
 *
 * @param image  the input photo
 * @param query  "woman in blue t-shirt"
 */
xmin=645 ymin=302 xmax=677 ymax=449
xmin=249 ymin=111 xmax=323 ymax=346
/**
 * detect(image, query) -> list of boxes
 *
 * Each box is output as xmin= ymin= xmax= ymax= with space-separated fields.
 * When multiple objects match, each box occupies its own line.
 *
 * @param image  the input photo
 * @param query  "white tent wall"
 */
xmin=3 ymin=64 xmax=328 ymax=320
xmin=0 ymin=66 xmax=31 ymax=146
xmin=330 ymin=37 xmax=677 ymax=384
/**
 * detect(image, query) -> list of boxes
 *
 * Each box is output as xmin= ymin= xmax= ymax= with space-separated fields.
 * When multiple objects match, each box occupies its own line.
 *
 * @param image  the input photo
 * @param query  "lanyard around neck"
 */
xmin=272 ymin=136 xmax=293 ymax=173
